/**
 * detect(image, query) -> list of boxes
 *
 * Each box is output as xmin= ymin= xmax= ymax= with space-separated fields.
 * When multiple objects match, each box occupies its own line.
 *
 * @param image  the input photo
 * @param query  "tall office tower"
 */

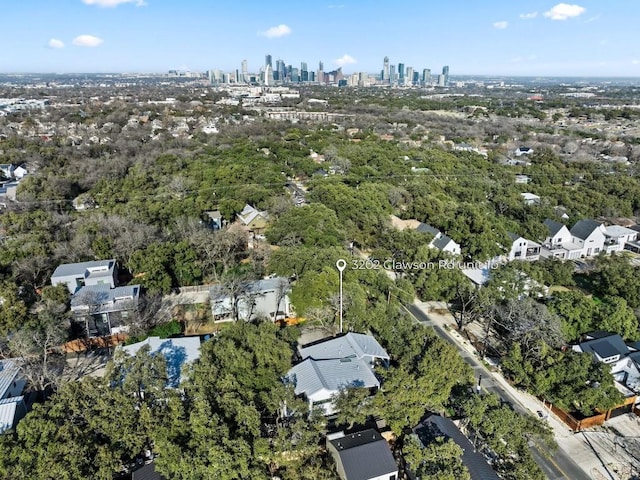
xmin=389 ymin=65 xmax=396 ymax=85
xmin=422 ymin=68 xmax=431 ymax=84
xmin=275 ymin=59 xmax=285 ymax=82
xmin=442 ymin=65 xmax=449 ymax=86
xmin=437 ymin=74 xmax=445 ymax=87
xmin=301 ymin=62 xmax=308 ymax=82
xmin=383 ymin=56 xmax=390 ymax=82
xmin=265 ymin=54 xmax=273 ymax=69
xmin=291 ymin=68 xmax=299 ymax=83
xmin=309 ymin=71 xmax=315 ymax=82
xmin=406 ymin=67 xmax=414 ymax=85
xmin=398 ymin=63 xmax=405 ymax=81
xmin=413 ymin=71 xmax=420 ymax=85
xmin=241 ymin=59 xmax=248 ymax=82
xmin=319 ymin=60 xmax=324 ymax=71
xmin=264 ymin=64 xmax=272 ymax=86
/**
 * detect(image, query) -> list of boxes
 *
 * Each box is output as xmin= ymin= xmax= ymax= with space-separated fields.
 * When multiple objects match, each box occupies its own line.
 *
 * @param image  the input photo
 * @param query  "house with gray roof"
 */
xmin=51 ymin=259 xmax=118 ymax=294
xmin=570 ymin=219 xmax=606 ymax=258
xmin=209 ymin=277 xmax=292 ymax=322
xmin=411 ymin=414 xmax=500 ymax=480
xmin=236 ymin=204 xmax=269 ymax=233
xmin=0 ymin=360 xmax=28 ymax=434
xmin=603 ymin=225 xmax=638 ymax=254
xmin=285 ymin=357 xmax=381 ymax=415
xmin=298 ymin=332 xmax=390 ymax=367
xmin=416 ymin=223 xmax=461 ymax=256
xmin=71 ymin=284 xmax=140 ymax=338
xmin=326 ymin=429 xmax=398 ymax=480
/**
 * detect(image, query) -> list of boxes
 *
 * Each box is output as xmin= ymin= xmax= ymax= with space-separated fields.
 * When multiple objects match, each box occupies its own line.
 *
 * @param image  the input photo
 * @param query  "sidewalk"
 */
xmin=414 ymin=300 xmax=634 ymax=480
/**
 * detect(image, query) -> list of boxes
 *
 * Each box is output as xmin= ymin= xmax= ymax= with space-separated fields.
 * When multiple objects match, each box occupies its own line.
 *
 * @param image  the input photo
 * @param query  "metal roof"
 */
xmin=579 ymin=334 xmax=629 ymax=359
xmin=414 ymin=415 xmax=500 ymax=480
xmin=286 ymin=357 xmax=380 ymax=397
xmin=0 ymin=360 xmax=21 ymax=399
xmin=329 ymin=429 xmax=397 ymax=480
xmin=209 ymin=277 xmax=289 ymax=301
xmin=71 ymin=284 xmax=140 ymax=312
xmin=51 ymin=259 xmax=115 ymax=279
xmin=0 ymin=400 xmax=18 ymax=434
xmin=605 ymin=225 xmax=637 ymax=238
xmin=122 ymin=336 xmax=201 ymax=388
xmin=298 ymin=332 xmax=389 ymax=362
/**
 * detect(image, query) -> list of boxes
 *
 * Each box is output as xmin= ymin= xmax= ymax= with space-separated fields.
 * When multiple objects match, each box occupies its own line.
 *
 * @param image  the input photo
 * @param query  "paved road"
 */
xmin=405 ymin=303 xmax=590 ymax=480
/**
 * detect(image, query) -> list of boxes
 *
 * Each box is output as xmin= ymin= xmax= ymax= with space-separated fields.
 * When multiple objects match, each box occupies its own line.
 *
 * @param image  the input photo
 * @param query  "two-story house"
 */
xmin=570 ymin=219 xmax=607 ymax=258
xmin=209 ymin=277 xmax=292 ymax=322
xmin=51 ymin=259 xmax=118 ymax=294
xmin=506 ymin=232 xmax=541 ymax=261
xmin=71 ymin=284 xmax=140 ymax=337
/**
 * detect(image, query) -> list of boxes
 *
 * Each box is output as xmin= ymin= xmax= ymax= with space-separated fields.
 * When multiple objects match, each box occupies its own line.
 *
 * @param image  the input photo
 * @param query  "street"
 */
xmin=404 ymin=303 xmax=591 ymax=480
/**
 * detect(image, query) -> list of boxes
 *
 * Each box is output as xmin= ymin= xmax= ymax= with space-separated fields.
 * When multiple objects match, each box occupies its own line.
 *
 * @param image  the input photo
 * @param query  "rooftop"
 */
xmin=51 ymin=259 xmax=115 ymax=279
xmin=286 ymin=357 xmax=380 ymax=397
xmin=298 ymin=332 xmax=390 ymax=363
xmin=570 ymin=219 xmax=604 ymax=240
xmin=328 ymin=429 xmax=397 ymax=480
xmin=71 ymin=284 xmax=140 ymax=312
xmin=122 ymin=336 xmax=201 ymax=388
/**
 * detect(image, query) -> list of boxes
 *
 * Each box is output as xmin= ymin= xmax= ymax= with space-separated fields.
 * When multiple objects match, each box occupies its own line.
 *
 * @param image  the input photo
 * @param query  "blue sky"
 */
xmin=2 ymin=0 xmax=640 ymax=76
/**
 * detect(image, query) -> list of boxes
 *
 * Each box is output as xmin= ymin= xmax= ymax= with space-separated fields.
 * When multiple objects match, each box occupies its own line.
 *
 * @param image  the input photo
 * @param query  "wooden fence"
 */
xmin=62 ymin=333 xmax=128 ymax=353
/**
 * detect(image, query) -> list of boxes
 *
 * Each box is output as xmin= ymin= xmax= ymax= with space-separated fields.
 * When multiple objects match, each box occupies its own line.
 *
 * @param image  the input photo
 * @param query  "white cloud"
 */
xmin=519 ymin=12 xmax=538 ymax=19
xmin=493 ymin=21 xmax=508 ymax=29
xmin=544 ymin=3 xmax=585 ymax=20
xmin=48 ymin=38 xmax=65 ymax=49
xmin=258 ymin=24 xmax=292 ymax=39
xmin=335 ymin=54 xmax=357 ymax=67
xmin=82 ymin=0 xmax=146 ymax=6
xmin=72 ymin=34 xmax=104 ymax=47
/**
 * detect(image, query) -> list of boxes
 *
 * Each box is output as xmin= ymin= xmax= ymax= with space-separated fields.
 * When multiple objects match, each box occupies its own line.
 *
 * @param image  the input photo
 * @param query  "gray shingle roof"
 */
xmin=299 ymin=333 xmax=389 ymax=362
xmin=329 ymin=430 xmax=397 ymax=480
xmin=579 ymin=333 xmax=629 ymax=359
xmin=570 ymin=219 xmax=603 ymax=240
xmin=414 ymin=415 xmax=500 ymax=480
xmin=416 ymin=223 xmax=440 ymax=236
xmin=132 ymin=462 xmax=166 ymax=480
xmin=544 ymin=219 xmax=566 ymax=237
xmin=431 ymin=234 xmax=455 ymax=250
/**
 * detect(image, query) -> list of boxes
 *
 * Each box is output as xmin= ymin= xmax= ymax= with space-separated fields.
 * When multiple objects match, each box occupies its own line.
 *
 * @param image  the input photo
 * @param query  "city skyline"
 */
xmin=2 ymin=0 xmax=640 ymax=76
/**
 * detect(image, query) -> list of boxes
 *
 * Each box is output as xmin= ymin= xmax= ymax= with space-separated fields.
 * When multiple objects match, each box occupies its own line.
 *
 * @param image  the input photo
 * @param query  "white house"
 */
xmin=506 ymin=232 xmax=541 ymax=262
xmin=209 ymin=277 xmax=292 ymax=322
xmin=514 ymin=146 xmax=534 ymax=157
xmin=71 ymin=284 xmax=140 ymax=338
xmin=51 ymin=259 xmax=118 ymax=294
xmin=415 ymin=223 xmax=461 ymax=256
xmin=604 ymin=225 xmax=638 ymax=254
xmin=286 ymin=333 xmax=389 ymax=415
xmin=0 ymin=359 xmax=28 ymax=434
xmin=570 ymin=219 xmax=607 ymax=258
xmin=540 ymin=219 xmax=583 ymax=260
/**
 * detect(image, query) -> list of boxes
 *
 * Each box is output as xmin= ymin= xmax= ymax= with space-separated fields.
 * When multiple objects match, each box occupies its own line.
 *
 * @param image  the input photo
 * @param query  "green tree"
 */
xmin=266 ymin=204 xmax=345 ymax=247
xmin=403 ymin=435 xmax=470 ymax=480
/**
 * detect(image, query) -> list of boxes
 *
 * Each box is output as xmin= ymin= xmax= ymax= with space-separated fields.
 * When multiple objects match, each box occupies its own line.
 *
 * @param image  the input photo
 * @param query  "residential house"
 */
xmin=0 ymin=360 xmax=28 ymax=434
xmin=540 ymin=219 xmax=583 ymax=260
xmin=286 ymin=334 xmax=389 ymax=414
xmin=506 ymin=232 xmax=540 ymax=261
xmin=411 ymin=414 xmax=500 ymax=480
xmin=415 ymin=223 xmax=461 ymax=256
xmin=573 ymin=332 xmax=640 ymax=409
xmin=326 ymin=429 xmax=398 ymax=480
xmin=236 ymin=204 xmax=269 ymax=234
xmin=122 ymin=336 xmax=202 ymax=388
xmin=515 ymin=174 xmax=531 ymax=184
xmin=603 ymin=225 xmax=638 ymax=254
xmin=298 ymin=332 xmax=390 ymax=367
xmin=570 ymin=219 xmax=606 ymax=258
xmin=209 ymin=277 xmax=292 ymax=322
xmin=0 ymin=182 xmax=18 ymax=202
xmin=71 ymin=284 xmax=140 ymax=338
xmin=51 ymin=259 xmax=118 ymax=294
xmin=514 ymin=146 xmax=534 ymax=157
xmin=520 ymin=192 xmax=540 ymax=205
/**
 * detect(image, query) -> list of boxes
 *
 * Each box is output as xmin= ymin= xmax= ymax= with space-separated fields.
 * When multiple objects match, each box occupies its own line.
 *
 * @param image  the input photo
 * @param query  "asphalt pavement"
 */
xmin=404 ymin=303 xmax=591 ymax=480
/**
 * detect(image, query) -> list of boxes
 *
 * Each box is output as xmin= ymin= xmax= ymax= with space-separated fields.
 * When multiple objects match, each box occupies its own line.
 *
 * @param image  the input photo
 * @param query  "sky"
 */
xmin=2 ymin=0 xmax=640 ymax=76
